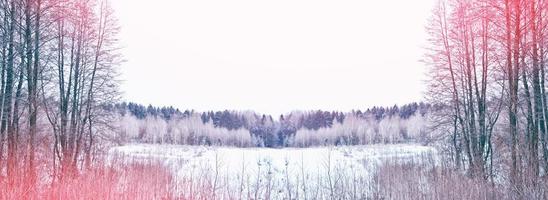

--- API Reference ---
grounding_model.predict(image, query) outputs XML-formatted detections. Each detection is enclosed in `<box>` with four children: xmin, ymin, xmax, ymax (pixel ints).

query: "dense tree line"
<box><xmin>114</xmin><ymin>102</ymin><xmax>431</xmax><ymax>147</ymax></box>
<box><xmin>110</xmin><ymin>102</ymin><xmax>189</xmax><ymax>120</ymax></box>
<box><xmin>426</xmin><ymin>0</ymin><xmax>548</xmax><ymax>195</ymax></box>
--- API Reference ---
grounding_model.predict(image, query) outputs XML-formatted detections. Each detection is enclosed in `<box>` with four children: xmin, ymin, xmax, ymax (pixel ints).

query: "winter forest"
<box><xmin>1</xmin><ymin>0</ymin><xmax>548</xmax><ymax>199</ymax></box>
<box><xmin>113</xmin><ymin>102</ymin><xmax>431</xmax><ymax>147</ymax></box>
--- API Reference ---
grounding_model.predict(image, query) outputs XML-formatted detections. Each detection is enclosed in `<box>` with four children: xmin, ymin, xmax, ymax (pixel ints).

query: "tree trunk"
<box><xmin>5</xmin><ymin>0</ymin><xmax>17</xmax><ymax>184</ymax></box>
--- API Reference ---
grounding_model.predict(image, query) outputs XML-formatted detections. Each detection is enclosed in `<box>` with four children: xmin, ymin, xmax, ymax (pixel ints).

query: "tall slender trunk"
<box><xmin>0</xmin><ymin>5</ymin><xmax>9</xmax><ymax>174</ymax></box>
<box><xmin>25</xmin><ymin>0</ymin><xmax>40</xmax><ymax>188</ymax></box>
<box><xmin>11</xmin><ymin>53</ymin><xmax>25</xmax><ymax>183</ymax></box>
<box><xmin>439</xmin><ymin>1</ymin><xmax>465</xmax><ymax>170</ymax></box>
<box><xmin>529</xmin><ymin>0</ymin><xmax>542</xmax><ymax>177</ymax></box>
<box><xmin>5</xmin><ymin>0</ymin><xmax>17</xmax><ymax>184</ymax></box>
<box><xmin>505</xmin><ymin>0</ymin><xmax>520</xmax><ymax>188</ymax></box>
<box><xmin>531</xmin><ymin>0</ymin><xmax>548</xmax><ymax>174</ymax></box>
<box><xmin>68</xmin><ymin>29</ymin><xmax>83</xmax><ymax>176</ymax></box>
<box><xmin>521</xmin><ymin>54</ymin><xmax>536</xmax><ymax>174</ymax></box>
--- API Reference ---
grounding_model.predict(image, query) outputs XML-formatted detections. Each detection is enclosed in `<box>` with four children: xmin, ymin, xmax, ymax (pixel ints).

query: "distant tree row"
<box><xmin>113</xmin><ymin>102</ymin><xmax>432</xmax><ymax>147</ymax></box>
<box><xmin>107</xmin><ymin>102</ymin><xmax>190</xmax><ymax>120</ymax></box>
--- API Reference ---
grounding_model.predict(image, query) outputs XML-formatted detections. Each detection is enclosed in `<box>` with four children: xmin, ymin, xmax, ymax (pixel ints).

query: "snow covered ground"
<box><xmin>109</xmin><ymin>144</ymin><xmax>437</xmax><ymax>199</ymax></box>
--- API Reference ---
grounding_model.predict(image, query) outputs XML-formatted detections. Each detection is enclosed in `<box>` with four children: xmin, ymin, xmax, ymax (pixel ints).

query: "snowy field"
<box><xmin>109</xmin><ymin>144</ymin><xmax>437</xmax><ymax>199</ymax></box>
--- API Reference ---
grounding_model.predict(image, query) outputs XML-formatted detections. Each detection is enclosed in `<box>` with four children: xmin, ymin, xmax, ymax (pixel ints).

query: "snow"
<box><xmin>109</xmin><ymin>144</ymin><xmax>437</xmax><ymax>199</ymax></box>
<box><xmin>110</xmin><ymin>144</ymin><xmax>435</xmax><ymax>174</ymax></box>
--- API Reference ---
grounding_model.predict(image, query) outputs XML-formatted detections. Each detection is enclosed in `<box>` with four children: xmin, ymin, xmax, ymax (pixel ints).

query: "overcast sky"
<box><xmin>111</xmin><ymin>0</ymin><xmax>435</xmax><ymax>115</ymax></box>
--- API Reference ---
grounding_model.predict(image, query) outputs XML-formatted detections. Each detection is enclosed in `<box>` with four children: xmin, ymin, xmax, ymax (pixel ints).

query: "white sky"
<box><xmin>111</xmin><ymin>0</ymin><xmax>435</xmax><ymax>115</ymax></box>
